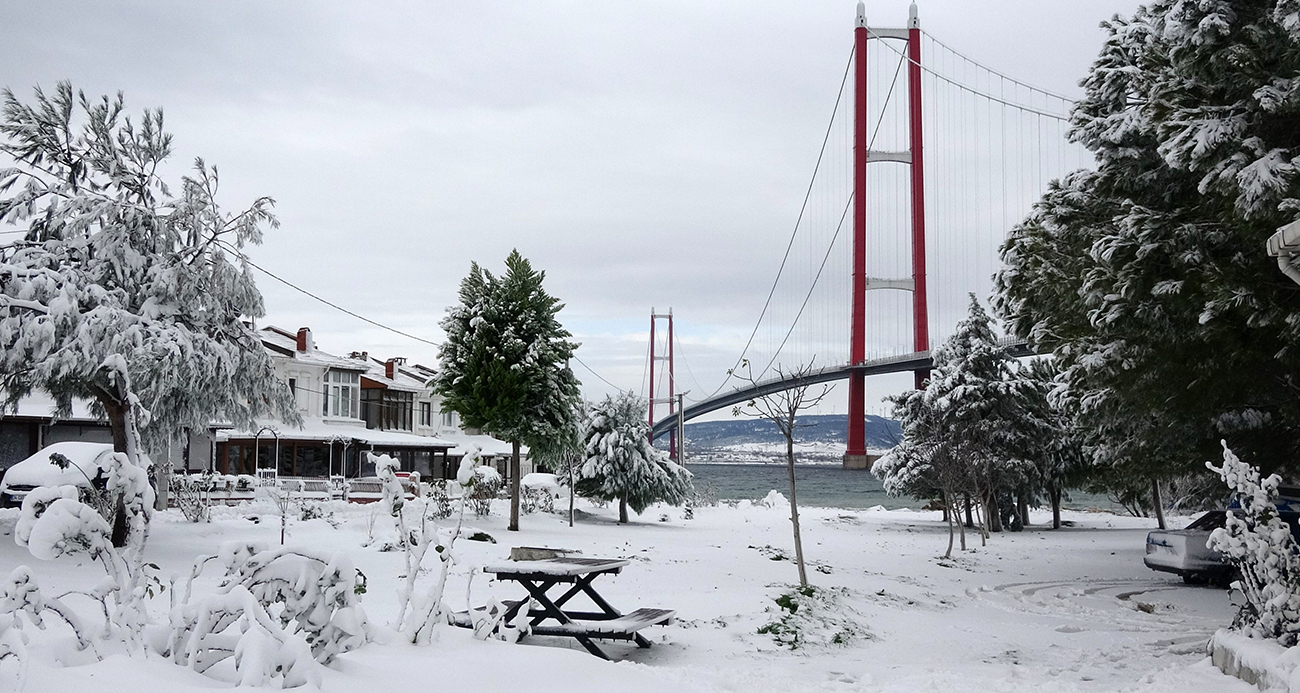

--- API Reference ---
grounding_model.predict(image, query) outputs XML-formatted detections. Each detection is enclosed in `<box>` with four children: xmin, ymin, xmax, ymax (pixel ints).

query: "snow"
<box><xmin>0</xmin><ymin>494</ymin><xmax>1260</xmax><ymax>692</ymax></box>
<box><xmin>480</xmin><ymin>557</ymin><xmax>630</xmax><ymax>577</ymax></box>
<box><xmin>218</xmin><ymin>419</ymin><xmax>456</xmax><ymax>450</ymax></box>
<box><xmin>0</xmin><ymin>442</ymin><xmax>114</xmax><ymax>490</ymax></box>
<box><xmin>522</xmin><ymin>473</ymin><xmax>560</xmax><ymax>494</ymax></box>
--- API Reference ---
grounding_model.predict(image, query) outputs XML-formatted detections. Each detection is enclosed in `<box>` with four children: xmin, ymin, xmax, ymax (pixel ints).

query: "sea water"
<box><xmin>686</xmin><ymin>462</ymin><xmax>1122</xmax><ymax>512</ymax></box>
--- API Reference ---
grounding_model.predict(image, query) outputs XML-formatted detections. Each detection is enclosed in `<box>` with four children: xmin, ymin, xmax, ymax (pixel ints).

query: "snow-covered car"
<box><xmin>0</xmin><ymin>441</ymin><xmax>115</xmax><ymax>507</ymax></box>
<box><xmin>1144</xmin><ymin>509</ymin><xmax>1300</xmax><ymax>584</ymax></box>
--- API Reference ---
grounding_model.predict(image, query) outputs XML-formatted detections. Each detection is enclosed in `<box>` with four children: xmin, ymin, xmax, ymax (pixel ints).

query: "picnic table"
<box><xmin>480</xmin><ymin>554</ymin><xmax>675</xmax><ymax>659</ymax></box>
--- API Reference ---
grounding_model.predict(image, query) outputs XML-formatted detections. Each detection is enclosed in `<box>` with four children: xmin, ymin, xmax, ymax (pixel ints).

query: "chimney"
<box><xmin>296</xmin><ymin>327</ymin><xmax>313</xmax><ymax>353</ymax></box>
<box><xmin>385</xmin><ymin>358</ymin><xmax>396</xmax><ymax>379</ymax></box>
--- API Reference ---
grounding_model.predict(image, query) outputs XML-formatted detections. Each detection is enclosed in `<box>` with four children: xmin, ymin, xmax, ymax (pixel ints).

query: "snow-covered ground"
<box><xmin>1</xmin><ymin>496</ymin><xmax>1256</xmax><ymax>693</ymax></box>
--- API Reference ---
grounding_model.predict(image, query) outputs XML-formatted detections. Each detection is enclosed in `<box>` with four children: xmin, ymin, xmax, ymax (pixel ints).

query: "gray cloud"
<box><xmin>2</xmin><ymin>0</ymin><xmax>1141</xmax><ymax>418</ymax></box>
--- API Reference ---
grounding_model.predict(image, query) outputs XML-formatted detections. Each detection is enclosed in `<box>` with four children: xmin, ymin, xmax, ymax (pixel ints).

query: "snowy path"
<box><xmin>0</xmin><ymin>499</ymin><xmax>1257</xmax><ymax>693</ymax></box>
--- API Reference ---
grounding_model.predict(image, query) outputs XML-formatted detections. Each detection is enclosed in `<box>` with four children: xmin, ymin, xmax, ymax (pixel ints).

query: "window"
<box><xmin>441</xmin><ymin>411</ymin><xmax>456</xmax><ymax>428</ymax></box>
<box><xmin>420</xmin><ymin>401</ymin><xmax>431</xmax><ymax>427</ymax></box>
<box><xmin>324</xmin><ymin>370</ymin><xmax>360</xmax><ymax>418</ymax></box>
<box><xmin>288</xmin><ymin>378</ymin><xmax>297</xmax><ymax>404</ymax></box>
<box><xmin>361</xmin><ymin>388</ymin><xmax>413</xmax><ymax>431</ymax></box>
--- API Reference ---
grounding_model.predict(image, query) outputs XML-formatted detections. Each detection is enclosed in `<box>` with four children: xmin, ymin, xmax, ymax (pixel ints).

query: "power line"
<box><xmin>573</xmin><ymin>354</ymin><xmax>621</xmax><ymax>391</ymax></box>
<box><xmin>219</xmin><ymin>239</ymin><xmax>625</xmax><ymax>396</ymax></box>
<box><xmin>216</xmin><ymin>239</ymin><xmax>441</xmax><ymax>347</ymax></box>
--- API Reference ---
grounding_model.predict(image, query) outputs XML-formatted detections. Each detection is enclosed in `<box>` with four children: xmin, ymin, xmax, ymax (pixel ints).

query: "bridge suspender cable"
<box><xmin>694</xmin><ymin>45</ymin><xmax>857</xmax><ymax>403</ymax></box>
<box><xmin>753</xmin><ymin>47</ymin><xmax>908</xmax><ymax>382</ymax></box>
<box><xmin>920</xmin><ymin>31</ymin><xmax>1076</xmax><ymax>103</ymax></box>
<box><xmin>868</xmin><ymin>29</ymin><xmax>1073</xmax><ymax>121</ymax></box>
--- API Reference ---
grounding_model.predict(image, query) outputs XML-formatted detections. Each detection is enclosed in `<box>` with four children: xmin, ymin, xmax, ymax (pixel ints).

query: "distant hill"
<box><xmin>674</xmin><ymin>414</ymin><xmax>901</xmax><ymax>464</ymax></box>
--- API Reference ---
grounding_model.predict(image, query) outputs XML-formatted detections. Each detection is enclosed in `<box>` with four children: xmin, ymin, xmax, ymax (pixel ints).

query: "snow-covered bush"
<box><xmin>757</xmin><ymin>585</ymin><xmax>869</xmax><ymax>650</ymax></box>
<box><xmin>426</xmin><ymin>480</ymin><xmax>454</xmax><ymax>519</ymax></box>
<box><xmin>1</xmin><ymin>566</ymin><xmax>93</xmax><ymax>653</ymax></box>
<box><xmin>169</xmin><ymin>585</ymin><xmax>320</xmax><ymax>688</ymax></box>
<box><xmin>1207</xmin><ymin>442</ymin><xmax>1300</xmax><ymax>644</ymax></box>
<box><xmin>0</xmin><ymin>611</ymin><xmax>25</xmax><ymax>692</ymax></box>
<box><xmin>172</xmin><ymin>471</ymin><xmax>214</xmax><ymax>523</ymax></box>
<box><xmin>166</xmin><ymin>540</ymin><xmax>369</xmax><ymax>685</ymax></box>
<box><xmin>13</xmin><ymin>440</ymin><xmax>158</xmax><ymax>652</ymax></box>
<box><xmin>465</xmin><ymin>466</ymin><xmax>502</xmax><ymax>518</ymax></box>
<box><xmin>521</xmin><ymin>473</ymin><xmax>559</xmax><ymax>514</ymax></box>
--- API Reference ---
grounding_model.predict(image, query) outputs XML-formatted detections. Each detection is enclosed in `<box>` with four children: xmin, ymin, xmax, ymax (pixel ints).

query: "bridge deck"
<box><xmin>650</xmin><ymin>341</ymin><xmax>1030</xmax><ymax>439</ymax></box>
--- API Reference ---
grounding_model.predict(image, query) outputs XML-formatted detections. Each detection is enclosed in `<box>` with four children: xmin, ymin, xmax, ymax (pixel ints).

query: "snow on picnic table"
<box><xmin>0</xmin><ymin>497</ymin><xmax>1257</xmax><ymax>693</ymax></box>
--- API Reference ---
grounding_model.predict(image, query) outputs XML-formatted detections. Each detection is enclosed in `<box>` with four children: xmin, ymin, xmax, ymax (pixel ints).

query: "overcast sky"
<box><xmin>2</xmin><ymin>0</ymin><xmax>1141</xmax><ymax>419</ymax></box>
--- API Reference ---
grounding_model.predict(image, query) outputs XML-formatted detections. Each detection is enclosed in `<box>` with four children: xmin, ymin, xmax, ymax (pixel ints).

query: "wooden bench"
<box><xmin>529</xmin><ymin>608</ymin><xmax>676</xmax><ymax>641</ymax></box>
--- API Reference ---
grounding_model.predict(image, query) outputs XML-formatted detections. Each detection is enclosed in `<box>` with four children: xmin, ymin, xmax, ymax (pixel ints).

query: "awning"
<box><xmin>217</xmin><ymin>420</ymin><xmax>454</xmax><ymax>449</ymax></box>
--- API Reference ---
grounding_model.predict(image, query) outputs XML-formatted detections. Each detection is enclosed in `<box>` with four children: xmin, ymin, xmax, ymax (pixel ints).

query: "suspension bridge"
<box><xmin>647</xmin><ymin>2</ymin><xmax>1089</xmax><ymax>464</ymax></box>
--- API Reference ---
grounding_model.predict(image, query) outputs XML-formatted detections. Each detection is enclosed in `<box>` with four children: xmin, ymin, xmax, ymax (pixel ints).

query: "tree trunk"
<box><xmin>987</xmin><ymin>492</ymin><xmax>1003</xmax><ymax>533</ymax></box>
<box><xmin>155</xmin><ymin>453</ymin><xmax>171</xmax><ymax>511</ymax></box>
<box><xmin>786</xmin><ymin>437</ymin><xmax>808</xmax><ymax>587</ymax></box>
<box><xmin>1017</xmin><ymin>490</ymin><xmax>1029</xmax><ymax>529</ymax></box>
<box><xmin>944</xmin><ymin>494</ymin><xmax>955</xmax><ymax>559</ymax></box>
<box><xmin>957</xmin><ymin>498</ymin><xmax>967</xmax><ymax>551</ymax></box>
<box><xmin>964</xmin><ymin>494</ymin><xmax>974</xmax><ymax>528</ymax></box>
<box><xmin>1050</xmin><ymin>484</ymin><xmax>1062</xmax><ymax>530</ymax></box>
<box><xmin>99</xmin><ymin>390</ymin><xmax>131</xmax><ymax>548</ymax></box>
<box><xmin>941</xmin><ymin>491</ymin><xmax>950</xmax><ymax>524</ymax></box>
<box><xmin>568</xmin><ymin>455</ymin><xmax>575</xmax><ymax>528</ymax></box>
<box><xmin>508</xmin><ymin>440</ymin><xmax>521</xmax><ymax>531</ymax></box>
<box><xmin>619</xmin><ymin>496</ymin><xmax>628</xmax><ymax>524</ymax></box>
<box><xmin>1151</xmin><ymin>477</ymin><xmax>1166</xmax><ymax>530</ymax></box>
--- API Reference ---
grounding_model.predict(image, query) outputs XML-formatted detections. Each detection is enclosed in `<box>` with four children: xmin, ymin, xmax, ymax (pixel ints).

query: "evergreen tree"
<box><xmin>575</xmin><ymin>391</ymin><xmax>692</xmax><ymax>524</ymax></box>
<box><xmin>0</xmin><ymin>83</ymin><xmax>297</xmax><ymax>536</ymax></box>
<box><xmin>434</xmin><ymin>250</ymin><xmax>582</xmax><ymax>531</ymax></box>
<box><xmin>875</xmin><ymin>296</ymin><xmax>1043</xmax><ymax>545</ymax></box>
<box><xmin>1018</xmin><ymin>358</ymin><xmax>1088</xmax><ymax>529</ymax></box>
<box><xmin>996</xmin><ymin>0</ymin><xmax>1300</xmax><ymax>499</ymax></box>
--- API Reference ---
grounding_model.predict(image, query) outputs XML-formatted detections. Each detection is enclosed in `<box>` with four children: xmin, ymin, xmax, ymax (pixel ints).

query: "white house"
<box><xmin>210</xmin><ymin>326</ymin><xmax>524</xmax><ymax>482</ymax></box>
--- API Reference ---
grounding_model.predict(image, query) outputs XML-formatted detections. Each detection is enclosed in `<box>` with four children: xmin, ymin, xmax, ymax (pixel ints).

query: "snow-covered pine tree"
<box><xmin>931</xmin><ymin>297</ymin><xmax>1043</xmax><ymax>535</ymax></box>
<box><xmin>433</xmin><ymin>250</ymin><xmax>582</xmax><ymax>532</ymax></box>
<box><xmin>576</xmin><ymin>391</ymin><xmax>692</xmax><ymax>524</ymax></box>
<box><xmin>877</xmin><ymin>296</ymin><xmax>1042</xmax><ymax>544</ymax></box>
<box><xmin>0</xmin><ymin>84</ymin><xmax>298</xmax><ymax>534</ymax></box>
<box><xmin>996</xmin><ymin>0</ymin><xmax>1300</xmax><ymax>491</ymax></box>
<box><xmin>873</xmin><ymin>385</ymin><xmax>975</xmax><ymax>557</ymax></box>
<box><xmin>1018</xmin><ymin>358</ymin><xmax>1088</xmax><ymax>530</ymax></box>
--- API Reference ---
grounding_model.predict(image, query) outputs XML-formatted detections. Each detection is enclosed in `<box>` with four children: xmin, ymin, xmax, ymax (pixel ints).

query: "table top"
<box><xmin>483</xmin><ymin>556</ymin><xmax>630</xmax><ymax>577</ymax></box>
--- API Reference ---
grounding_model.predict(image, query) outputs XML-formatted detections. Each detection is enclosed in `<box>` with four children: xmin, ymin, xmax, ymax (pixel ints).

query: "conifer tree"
<box><xmin>996</xmin><ymin>0</ymin><xmax>1300</xmax><ymax>494</ymax></box>
<box><xmin>434</xmin><ymin>250</ymin><xmax>582</xmax><ymax>531</ymax></box>
<box><xmin>575</xmin><ymin>391</ymin><xmax>692</xmax><ymax>523</ymax></box>
<box><xmin>875</xmin><ymin>296</ymin><xmax>1042</xmax><ymax>545</ymax></box>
